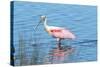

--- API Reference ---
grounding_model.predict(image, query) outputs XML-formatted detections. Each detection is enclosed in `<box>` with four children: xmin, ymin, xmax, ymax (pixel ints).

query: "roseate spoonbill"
<box><xmin>36</xmin><ymin>15</ymin><xmax>76</xmax><ymax>49</ymax></box>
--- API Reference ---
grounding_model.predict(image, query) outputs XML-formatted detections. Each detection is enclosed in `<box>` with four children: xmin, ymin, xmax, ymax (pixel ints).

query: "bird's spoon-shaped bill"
<box><xmin>34</xmin><ymin>20</ymin><xmax>41</xmax><ymax>30</ymax></box>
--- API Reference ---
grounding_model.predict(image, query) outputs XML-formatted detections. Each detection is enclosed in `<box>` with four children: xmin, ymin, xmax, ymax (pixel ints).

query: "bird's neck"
<box><xmin>44</xmin><ymin>18</ymin><xmax>48</xmax><ymax>29</ymax></box>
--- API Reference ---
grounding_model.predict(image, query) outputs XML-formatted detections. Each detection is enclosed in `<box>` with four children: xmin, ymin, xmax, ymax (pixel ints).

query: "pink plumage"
<box><xmin>48</xmin><ymin>26</ymin><xmax>75</xmax><ymax>39</ymax></box>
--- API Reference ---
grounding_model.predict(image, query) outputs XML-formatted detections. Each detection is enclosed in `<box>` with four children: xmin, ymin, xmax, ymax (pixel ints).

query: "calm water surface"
<box><xmin>12</xmin><ymin>1</ymin><xmax>97</xmax><ymax>66</ymax></box>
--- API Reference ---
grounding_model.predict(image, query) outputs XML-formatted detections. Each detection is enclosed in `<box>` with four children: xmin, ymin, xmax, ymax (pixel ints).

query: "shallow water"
<box><xmin>11</xmin><ymin>1</ymin><xmax>97</xmax><ymax>66</ymax></box>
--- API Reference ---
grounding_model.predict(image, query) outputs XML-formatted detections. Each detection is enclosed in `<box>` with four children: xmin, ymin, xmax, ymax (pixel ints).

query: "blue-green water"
<box><xmin>12</xmin><ymin>1</ymin><xmax>97</xmax><ymax>66</ymax></box>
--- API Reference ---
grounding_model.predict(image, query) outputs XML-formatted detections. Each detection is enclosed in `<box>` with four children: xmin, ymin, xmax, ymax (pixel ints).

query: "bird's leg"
<box><xmin>57</xmin><ymin>38</ymin><xmax>62</xmax><ymax>50</ymax></box>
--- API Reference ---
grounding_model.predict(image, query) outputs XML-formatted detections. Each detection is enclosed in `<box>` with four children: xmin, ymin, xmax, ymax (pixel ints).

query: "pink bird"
<box><xmin>37</xmin><ymin>16</ymin><xmax>76</xmax><ymax>49</ymax></box>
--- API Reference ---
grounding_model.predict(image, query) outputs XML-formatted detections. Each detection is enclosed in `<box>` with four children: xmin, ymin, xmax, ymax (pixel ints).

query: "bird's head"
<box><xmin>40</xmin><ymin>15</ymin><xmax>46</xmax><ymax>22</ymax></box>
<box><xmin>34</xmin><ymin>15</ymin><xmax>46</xmax><ymax>30</ymax></box>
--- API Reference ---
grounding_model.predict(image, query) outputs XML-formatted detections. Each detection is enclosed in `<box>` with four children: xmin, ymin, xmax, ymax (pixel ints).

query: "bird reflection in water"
<box><xmin>44</xmin><ymin>44</ymin><xmax>74</xmax><ymax>64</ymax></box>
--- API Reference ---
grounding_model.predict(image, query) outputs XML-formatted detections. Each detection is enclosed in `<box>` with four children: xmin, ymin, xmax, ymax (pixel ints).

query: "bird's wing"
<box><xmin>48</xmin><ymin>26</ymin><xmax>75</xmax><ymax>39</ymax></box>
